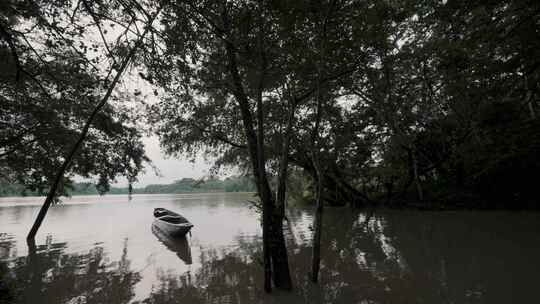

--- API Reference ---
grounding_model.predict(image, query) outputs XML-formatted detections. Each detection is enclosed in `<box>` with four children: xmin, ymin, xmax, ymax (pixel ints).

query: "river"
<box><xmin>1</xmin><ymin>193</ymin><xmax>539</xmax><ymax>303</ymax></box>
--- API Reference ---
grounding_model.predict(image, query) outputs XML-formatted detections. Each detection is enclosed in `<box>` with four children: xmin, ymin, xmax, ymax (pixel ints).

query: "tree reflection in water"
<box><xmin>0</xmin><ymin>237</ymin><xmax>141</xmax><ymax>304</ymax></box>
<box><xmin>140</xmin><ymin>210</ymin><xmax>404</xmax><ymax>304</ymax></box>
<box><xmin>2</xmin><ymin>209</ymin><xmax>539</xmax><ymax>303</ymax></box>
<box><xmin>141</xmin><ymin>208</ymin><xmax>540</xmax><ymax>304</ymax></box>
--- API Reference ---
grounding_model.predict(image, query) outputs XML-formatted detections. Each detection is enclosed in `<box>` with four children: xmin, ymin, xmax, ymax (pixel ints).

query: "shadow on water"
<box><xmin>2</xmin><ymin>207</ymin><xmax>540</xmax><ymax>303</ymax></box>
<box><xmin>151</xmin><ymin>223</ymin><xmax>192</xmax><ymax>265</ymax></box>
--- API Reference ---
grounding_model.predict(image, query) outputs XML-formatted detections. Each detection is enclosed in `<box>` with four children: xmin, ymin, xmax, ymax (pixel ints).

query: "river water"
<box><xmin>1</xmin><ymin>193</ymin><xmax>539</xmax><ymax>303</ymax></box>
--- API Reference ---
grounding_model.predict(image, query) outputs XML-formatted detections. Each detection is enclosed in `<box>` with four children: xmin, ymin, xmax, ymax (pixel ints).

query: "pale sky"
<box><xmin>113</xmin><ymin>136</ymin><xmax>211</xmax><ymax>187</ymax></box>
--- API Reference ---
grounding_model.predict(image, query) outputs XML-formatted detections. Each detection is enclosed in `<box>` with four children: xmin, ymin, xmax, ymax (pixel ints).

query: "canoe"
<box><xmin>151</xmin><ymin>222</ymin><xmax>192</xmax><ymax>264</ymax></box>
<box><xmin>153</xmin><ymin>207</ymin><xmax>193</xmax><ymax>237</ymax></box>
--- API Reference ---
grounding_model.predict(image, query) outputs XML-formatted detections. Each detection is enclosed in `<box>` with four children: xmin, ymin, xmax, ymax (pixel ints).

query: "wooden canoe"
<box><xmin>153</xmin><ymin>207</ymin><xmax>193</xmax><ymax>237</ymax></box>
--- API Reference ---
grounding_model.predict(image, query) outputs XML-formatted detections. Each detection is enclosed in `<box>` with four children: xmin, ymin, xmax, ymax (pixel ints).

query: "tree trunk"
<box><xmin>526</xmin><ymin>90</ymin><xmax>536</xmax><ymax>119</ymax></box>
<box><xmin>309</xmin><ymin>6</ymin><xmax>329</xmax><ymax>278</ymax></box>
<box><xmin>527</xmin><ymin>99</ymin><xmax>536</xmax><ymax>119</ymax></box>
<box><xmin>384</xmin><ymin>180</ymin><xmax>394</xmax><ymax>205</ymax></box>
<box><xmin>26</xmin><ymin>238</ymin><xmax>41</xmax><ymax>304</ymax></box>
<box><xmin>525</xmin><ymin>76</ymin><xmax>536</xmax><ymax>119</ymax></box>
<box><xmin>255</xmin><ymin>26</ymin><xmax>273</xmax><ymax>292</ymax></box>
<box><xmin>310</xmin><ymin>155</ymin><xmax>323</xmax><ymax>282</ymax></box>
<box><xmin>411</xmin><ymin>146</ymin><xmax>424</xmax><ymax>202</ymax></box>
<box><xmin>223</xmin><ymin>23</ymin><xmax>291</xmax><ymax>290</ymax></box>
<box><xmin>269</xmin><ymin>211</ymin><xmax>292</xmax><ymax>288</ymax></box>
<box><xmin>26</xmin><ymin>16</ymin><xmax>157</xmax><ymax>239</ymax></box>
<box><xmin>276</xmin><ymin>100</ymin><xmax>296</xmax><ymax>217</ymax></box>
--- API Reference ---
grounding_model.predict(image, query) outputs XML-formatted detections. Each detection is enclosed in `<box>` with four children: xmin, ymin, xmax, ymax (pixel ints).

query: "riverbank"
<box><xmin>0</xmin><ymin>176</ymin><xmax>256</xmax><ymax>198</ymax></box>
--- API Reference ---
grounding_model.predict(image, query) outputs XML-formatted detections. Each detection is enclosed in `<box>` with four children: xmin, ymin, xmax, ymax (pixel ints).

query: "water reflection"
<box><xmin>1</xmin><ymin>194</ymin><xmax>540</xmax><ymax>303</ymax></box>
<box><xmin>151</xmin><ymin>224</ymin><xmax>192</xmax><ymax>265</ymax></box>
<box><xmin>141</xmin><ymin>209</ymin><xmax>540</xmax><ymax>304</ymax></box>
<box><xmin>0</xmin><ymin>237</ymin><xmax>140</xmax><ymax>304</ymax></box>
<box><xmin>141</xmin><ymin>246</ymin><xmax>266</xmax><ymax>304</ymax></box>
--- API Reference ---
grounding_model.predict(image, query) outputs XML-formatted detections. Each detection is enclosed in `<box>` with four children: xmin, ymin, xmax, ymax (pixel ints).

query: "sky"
<box><xmin>123</xmin><ymin>136</ymin><xmax>212</xmax><ymax>187</ymax></box>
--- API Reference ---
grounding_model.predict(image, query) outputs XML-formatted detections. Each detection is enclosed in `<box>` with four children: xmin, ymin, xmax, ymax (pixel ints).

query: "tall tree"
<box><xmin>146</xmin><ymin>0</ymin><xmax>379</xmax><ymax>289</ymax></box>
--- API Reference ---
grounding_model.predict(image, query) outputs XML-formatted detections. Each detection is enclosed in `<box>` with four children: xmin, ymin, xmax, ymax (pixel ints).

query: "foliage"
<box><xmin>0</xmin><ymin>0</ymin><xmax>152</xmax><ymax>198</ymax></box>
<box><xmin>4</xmin><ymin>1</ymin><xmax>536</xmax><ymax>209</ymax></box>
<box><xmin>129</xmin><ymin>176</ymin><xmax>256</xmax><ymax>194</ymax></box>
<box><xmin>0</xmin><ymin>176</ymin><xmax>256</xmax><ymax>197</ymax></box>
<box><xmin>145</xmin><ymin>0</ymin><xmax>540</xmax><ymax>208</ymax></box>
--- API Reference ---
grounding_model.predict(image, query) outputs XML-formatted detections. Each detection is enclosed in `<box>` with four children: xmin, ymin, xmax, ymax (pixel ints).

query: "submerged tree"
<box><xmin>2</xmin><ymin>0</ymin><xmax>539</xmax><ymax>294</ymax></box>
<box><xmin>144</xmin><ymin>0</ymin><xmax>378</xmax><ymax>290</ymax></box>
<box><xmin>145</xmin><ymin>0</ymin><xmax>300</xmax><ymax>291</ymax></box>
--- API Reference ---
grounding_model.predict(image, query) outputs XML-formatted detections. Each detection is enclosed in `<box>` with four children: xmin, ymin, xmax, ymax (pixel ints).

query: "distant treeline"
<box><xmin>0</xmin><ymin>176</ymin><xmax>256</xmax><ymax>197</ymax></box>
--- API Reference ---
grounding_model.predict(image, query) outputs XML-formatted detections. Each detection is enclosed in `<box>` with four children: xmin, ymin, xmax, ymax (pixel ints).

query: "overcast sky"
<box><xmin>123</xmin><ymin>136</ymin><xmax>212</xmax><ymax>187</ymax></box>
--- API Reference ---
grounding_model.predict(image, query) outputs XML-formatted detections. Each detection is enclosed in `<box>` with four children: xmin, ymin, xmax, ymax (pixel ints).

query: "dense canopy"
<box><xmin>1</xmin><ymin>0</ymin><xmax>539</xmax><ymax>293</ymax></box>
<box><xmin>1</xmin><ymin>0</ymin><xmax>152</xmax><ymax>196</ymax></box>
<box><xmin>147</xmin><ymin>0</ymin><xmax>540</xmax><ymax>208</ymax></box>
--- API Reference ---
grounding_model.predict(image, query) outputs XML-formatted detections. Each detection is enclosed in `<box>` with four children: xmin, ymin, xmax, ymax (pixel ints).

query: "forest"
<box><xmin>0</xmin><ymin>176</ymin><xmax>256</xmax><ymax>196</ymax></box>
<box><xmin>1</xmin><ymin>0</ymin><xmax>539</xmax><ymax>293</ymax></box>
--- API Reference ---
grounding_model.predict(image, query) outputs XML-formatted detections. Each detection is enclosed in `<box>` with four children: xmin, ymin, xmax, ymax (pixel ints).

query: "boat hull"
<box><xmin>153</xmin><ymin>218</ymin><xmax>193</xmax><ymax>237</ymax></box>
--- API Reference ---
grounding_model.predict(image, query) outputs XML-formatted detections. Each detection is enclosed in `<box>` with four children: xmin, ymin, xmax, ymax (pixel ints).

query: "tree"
<box><xmin>0</xmin><ymin>0</ymin><xmax>160</xmax><ymax>238</ymax></box>
<box><xmin>343</xmin><ymin>0</ymin><xmax>540</xmax><ymax>207</ymax></box>
<box><xmin>145</xmin><ymin>0</ymin><xmax>385</xmax><ymax>289</ymax></box>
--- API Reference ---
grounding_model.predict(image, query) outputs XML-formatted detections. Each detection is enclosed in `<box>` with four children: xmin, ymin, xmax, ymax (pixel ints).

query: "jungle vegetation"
<box><xmin>0</xmin><ymin>176</ymin><xmax>256</xmax><ymax>197</ymax></box>
<box><xmin>1</xmin><ymin>0</ymin><xmax>539</xmax><ymax>292</ymax></box>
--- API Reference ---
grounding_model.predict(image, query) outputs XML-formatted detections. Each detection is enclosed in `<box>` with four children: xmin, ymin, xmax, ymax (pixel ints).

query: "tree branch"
<box><xmin>0</xmin><ymin>22</ymin><xmax>22</xmax><ymax>81</ymax></box>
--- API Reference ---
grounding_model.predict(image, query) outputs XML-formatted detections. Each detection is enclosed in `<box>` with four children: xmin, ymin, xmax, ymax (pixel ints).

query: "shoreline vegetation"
<box><xmin>3</xmin><ymin>174</ymin><xmax>538</xmax><ymax>210</ymax></box>
<box><xmin>2</xmin><ymin>0</ymin><xmax>539</xmax><ymax>294</ymax></box>
<box><xmin>0</xmin><ymin>176</ymin><xmax>256</xmax><ymax>198</ymax></box>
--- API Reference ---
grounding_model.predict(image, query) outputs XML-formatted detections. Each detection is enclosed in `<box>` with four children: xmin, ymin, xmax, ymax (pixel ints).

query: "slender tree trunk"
<box><xmin>310</xmin><ymin>97</ymin><xmax>325</xmax><ymax>282</ymax></box>
<box><xmin>384</xmin><ymin>180</ymin><xmax>393</xmax><ymax>205</ymax></box>
<box><xmin>223</xmin><ymin>29</ymin><xmax>291</xmax><ymax>290</ymax></box>
<box><xmin>526</xmin><ymin>90</ymin><xmax>536</xmax><ymax>119</ymax></box>
<box><xmin>255</xmin><ymin>22</ymin><xmax>273</xmax><ymax>292</ymax></box>
<box><xmin>27</xmin><ymin>12</ymin><xmax>159</xmax><ymax>240</ymax></box>
<box><xmin>310</xmin><ymin>10</ymin><xmax>327</xmax><ymax>278</ymax></box>
<box><xmin>527</xmin><ymin>99</ymin><xmax>536</xmax><ymax>119</ymax></box>
<box><xmin>310</xmin><ymin>154</ymin><xmax>323</xmax><ymax>282</ymax></box>
<box><xmin>276</xmin><ymin>100</ymin><xmax>296</xmax><ymax>217</ymax></box>
<box><xmin>411</xmin><ymin>145</ymin><xmax>424</xmax><ymax>202</ymax></box>
<box><xmin>525</xmin><ymin>76</ymin><xmax>536</xmax><ymax>119</ymax></box>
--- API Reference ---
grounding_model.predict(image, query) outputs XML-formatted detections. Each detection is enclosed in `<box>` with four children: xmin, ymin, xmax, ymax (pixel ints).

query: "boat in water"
<box><xmin>153</xmin><ymin>207</ymin><xmax>194</xmax><ymax>237</ymax></box>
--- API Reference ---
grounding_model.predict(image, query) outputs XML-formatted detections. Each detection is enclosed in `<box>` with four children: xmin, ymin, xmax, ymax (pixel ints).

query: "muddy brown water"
<box><xmin>1</xmin><ymin>193</ymin><xmax>539</xmax><ymax>303</ymax></box>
